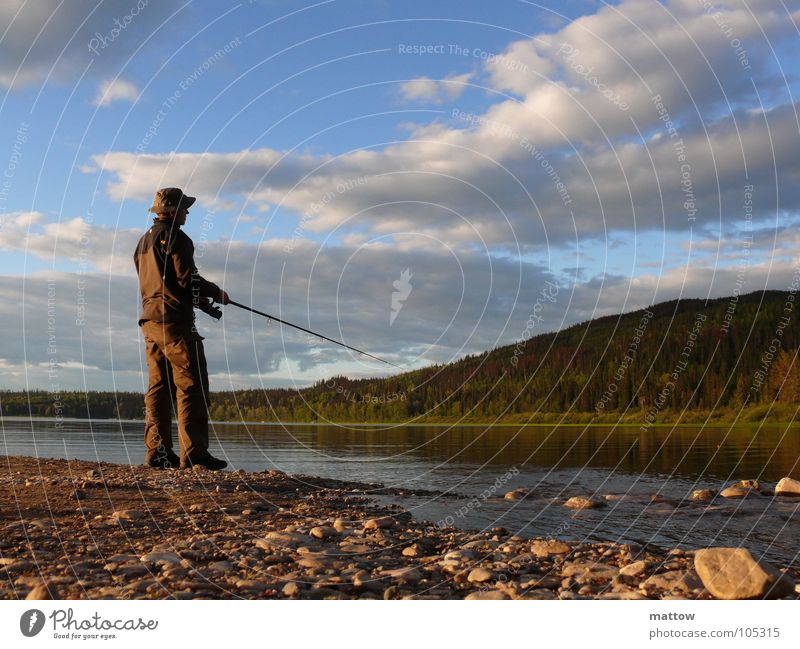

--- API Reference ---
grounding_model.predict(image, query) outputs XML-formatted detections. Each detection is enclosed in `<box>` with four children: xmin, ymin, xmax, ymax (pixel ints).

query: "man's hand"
<box><xmin>216</xmin><ymin>289</ymin><xmax>230</xmax><ymax>305</ymax></box>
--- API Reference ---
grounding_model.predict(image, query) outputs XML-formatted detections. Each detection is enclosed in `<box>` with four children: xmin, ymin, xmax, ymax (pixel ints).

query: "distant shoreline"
<box><xmin>3</xmin><ymin>414</ymin><xmax>798</xmax><ymax>428</ymax></box>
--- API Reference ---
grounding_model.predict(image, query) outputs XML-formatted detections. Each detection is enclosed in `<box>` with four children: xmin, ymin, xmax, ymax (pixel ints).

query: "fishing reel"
<box><xmin>196</xmin><ymin>296</ymin><xmax>223</xmax><ymax>320</ymax></box>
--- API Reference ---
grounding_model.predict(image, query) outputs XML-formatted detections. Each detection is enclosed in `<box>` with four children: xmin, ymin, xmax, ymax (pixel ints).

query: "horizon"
<box><xmin>0</xmin><ymin>284</ymin><xmax>791</xmax><ymax>395</ymax></box>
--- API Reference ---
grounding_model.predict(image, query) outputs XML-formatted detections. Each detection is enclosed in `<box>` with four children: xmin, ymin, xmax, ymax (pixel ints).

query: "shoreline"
<box><xmin>4</xmin><ymin>414</ymin><xmax>799</xmax><ymax>428</ymax></box>
<box><xmin>1</xmin><ymin>455</ymin><xmax>798</xmax><ymax>601</ymax></box>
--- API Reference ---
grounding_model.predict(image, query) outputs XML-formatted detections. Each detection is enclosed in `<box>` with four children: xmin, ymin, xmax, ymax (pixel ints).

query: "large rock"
<box><xmin>775</xmin><ymin>477</ymin><xmax>800</xmax><ymax>497</ymax></box>
<box><xmin>694</xmin><ymin>548</ymin><xmax>796</xmax><ymax>599</ymax></box>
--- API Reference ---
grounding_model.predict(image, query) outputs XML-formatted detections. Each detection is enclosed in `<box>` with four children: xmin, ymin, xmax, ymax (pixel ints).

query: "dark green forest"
<box><xmin>3</xmin><ymin>290</ymin><xmax>800</xmax><ymax>424</ymax></box>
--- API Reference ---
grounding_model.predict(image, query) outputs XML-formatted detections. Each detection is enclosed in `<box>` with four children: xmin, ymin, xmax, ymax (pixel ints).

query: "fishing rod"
<box><xmin>228</xmin><ymin>300</ymin><xmax>402</xmax><ymax>369</ymax></box>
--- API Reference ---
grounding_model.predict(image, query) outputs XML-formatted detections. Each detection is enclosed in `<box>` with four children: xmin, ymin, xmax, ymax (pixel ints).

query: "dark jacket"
<box><xmin>134</xmin><ymin>218</ymin><xmax>220</xmax><ymax>325</ymax></box>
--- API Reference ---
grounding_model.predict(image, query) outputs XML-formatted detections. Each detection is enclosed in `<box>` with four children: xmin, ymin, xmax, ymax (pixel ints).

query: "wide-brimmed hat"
<box><xmin>147</xmin><ymin>187</ymin><xmax>196</xmax><ymax>214</ymax></box>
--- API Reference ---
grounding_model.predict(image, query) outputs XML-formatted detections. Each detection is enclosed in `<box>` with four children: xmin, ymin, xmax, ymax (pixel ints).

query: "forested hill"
<box><xmin>4</xmin><ymin>290</ymin><xmax>800</xmax><ymax>424</ymax></box>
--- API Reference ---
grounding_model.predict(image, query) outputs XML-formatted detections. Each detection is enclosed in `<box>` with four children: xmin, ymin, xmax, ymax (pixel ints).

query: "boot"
<box><xmin>144</xmin><ymin>449</ymin><xmax>181</xmax><ymax>469</ymax></box>
<box><xmin>181</xmin><ymin>453</ymin><xmax>227</xmax><ymax>471</ymax></box>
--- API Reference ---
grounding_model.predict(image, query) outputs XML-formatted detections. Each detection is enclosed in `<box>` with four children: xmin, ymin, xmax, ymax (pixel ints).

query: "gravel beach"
<box><xmin>1</xmin><ymin>456</ymin><xmax>798</xmax><ymax>600</ymax></box>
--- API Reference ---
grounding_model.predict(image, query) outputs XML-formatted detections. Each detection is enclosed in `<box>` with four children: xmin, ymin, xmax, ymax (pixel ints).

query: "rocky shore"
<box><xmin>1</xmin><ymin>456</ymin><xmax>798</xmax><ymax>600</ymax></box>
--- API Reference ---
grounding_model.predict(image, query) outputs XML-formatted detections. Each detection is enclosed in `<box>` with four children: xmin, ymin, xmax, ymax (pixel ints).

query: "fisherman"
<box><xmin>133</xmin><ymin>187</ymin><xmax>229</xmax><ymax>470</ymax></box>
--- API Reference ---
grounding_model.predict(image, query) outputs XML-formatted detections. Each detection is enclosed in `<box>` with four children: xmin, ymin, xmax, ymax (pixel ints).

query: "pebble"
<box><xmin>520</xmin><ymin>575</ymin><xmax>561</xmax><ymax>589</ymax></box>
<box><xmin>689</xmin><ymin>489</ymin><xmax>716</xmax><ymax>501</ymax></box>
<box><xmin>297</xmin><ymin>556</ymin><xmax>335</xmax><ymax>570</ymax></box>
<box><xmin>258</xmin><ymin>531</ymin><xmax>307</xmax><ymax>549</ymax></box>
<box><xmin>564</xmin><ymin>496</ymin><xmax>606</xmax><ymax>510</ymax></box>
<box><xmin>283</xmin><ymin>581</ymin><xmax>301</xmax><ymax>596</ymax></box>
<box><xmin>530</xmin><ymin>539</ymin><xmax>571</xmax><ymax>557</ymax></box>
<box><xmin>598</xmin><ymin>591</ymin><xmax>648</xmax><ymax>600</ymax></box>
<box><xmin>562</xmin><ymin>561</ymin><xmax>619</xmax><ymax>582</ymax></box>
<box><xmin>114</xmin><ymin>565</ymin><xmax>151</xmax><ymax>579</ymax></box>
<box><xmin>235</xmin><ymin>579</ymin><xmax>269</xmax><ymax>591</ymax></box>
<box><xmin>720</xmin><ymin>485</ymin><xmax>760</xmax><ymax>499</ymax></box>
<box><xmin>467</xmin><ymin>567</ymin><xmax>495</xmax><ymax>583</ymax></box>
<box><xmin>385</xmin><ymin>568</ymin><xmax>421</xmax><ymax>584</ymax></box>
<box><xmin>2</xmin><ymin>560</ymin><xmax>36</xmax><ymax>575</ymax></box>
<box><xmin>619</xmin><ymin>561</ymin><xmax>648</xmax><ymax>578</ymax></box>
<box><xmin>464</xmin><ymin>590</ymin><xmax>509</xmax><ymax>600</ymax></box>
<box><xmin>111</xmin><ymin>509</ymin><xmax>144</xmax><ymax>521</ymax></box>
<box><xmin>26</xmin><ymin>584</ymin><xmax>54</xmax><ymax>600</ymax></box>
<box><xmin>140</xmin><ymin>551</ymin><xmax>182</xmax><ymax>565</ymax></box>
<box><xmin>504</xmin><ymin>488</ymin><xmax>529</xmax><ymax>500</ymax></box>
<box><xmin>639</xmin><ymin>570</ymin><xmax>702</xmax><ymax>595</ymax></box>
<box><xmin>519</xmin><ymin>588</ymin><xmax>557</xmax><ymax>600</ymax></box>
<box><xmin>310</xmin><ymin>526</ymin><xmax>338</xmax><ymax>540</ymax></box>
<box><xmin>364</xmin><ymin>517</ymin><xmax>394</xmax><ymax>530</ymax></box>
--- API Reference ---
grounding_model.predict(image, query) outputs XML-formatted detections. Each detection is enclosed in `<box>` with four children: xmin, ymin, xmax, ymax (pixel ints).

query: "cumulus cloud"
<box><xmin>0</xmin><ymin>211</ymin><xmax>140</xmax><ymax>275</ymax></box>
<box><xmin>82</xmin><ymin>0</ymin><xmax>800</xmax><ymax>256</ymax></box>
<box><xmin>86</xmin><ymin>98</ymin><xmax>800</xmax><ymax>253</ymax></box>
<box><xmin>93</xmin><ymin>78</ymin><xmax>139</xmax><ymax>107</ymax></box>
<box><xmin>398</xmin><ymin>72</ymin><xmax>472</xmax><ymax>103</ymax></box>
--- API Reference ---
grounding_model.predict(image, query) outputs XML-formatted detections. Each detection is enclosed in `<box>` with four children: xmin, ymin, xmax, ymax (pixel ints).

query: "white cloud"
<box><xmin>86</xmin><ymin>97</ymin><xmax>800</xmax><ymax>253</ymax></box>
<box><xmin>81</xmin><ymin>0</ymin><xmax>800</xmax><ymax>256</ymax></box>
<box><xmin>93</xmin><ymin>78</ymin><xmax>139</xmax><ymax>107</ymax></box>
<box><xmin>399</xmin><ymin>72</ymin><xmax>472</xmax><ymax>103</ymax></box>
<box><xmin>0</xmin><ymin>211</ymin><xmax>140</xmax><ymax>275</ymax></box>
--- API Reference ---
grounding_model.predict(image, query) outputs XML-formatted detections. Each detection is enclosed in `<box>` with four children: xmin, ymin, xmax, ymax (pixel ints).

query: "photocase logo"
<box><xmin>390</xmin><ymin>268</ymin><xmax>413</xmax><ymax>326</ymax></box>
<box><xmin>20</xmin><ymin>609</ymin><xmax>45</xmax><ymax>637</ymax></box>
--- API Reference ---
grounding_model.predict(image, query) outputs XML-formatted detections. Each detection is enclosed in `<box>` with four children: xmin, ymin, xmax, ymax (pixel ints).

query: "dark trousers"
<box><xmin>141</xmin><ymin>320</ymin><xmax>210</xmax><ymax>463</ymax></box>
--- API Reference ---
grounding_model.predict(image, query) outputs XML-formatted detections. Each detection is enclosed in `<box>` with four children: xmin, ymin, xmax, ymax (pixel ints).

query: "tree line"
<box><xmin>2</xmin><ymin>290</ymin><xmax>800</xmax><ymax>424</ymax></box>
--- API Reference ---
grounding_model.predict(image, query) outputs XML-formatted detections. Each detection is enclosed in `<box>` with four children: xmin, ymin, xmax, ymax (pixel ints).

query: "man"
<box><xmin>134</xmin><ymin>187</ymin><xmax>229</xmax><ymax>470</ymax></box>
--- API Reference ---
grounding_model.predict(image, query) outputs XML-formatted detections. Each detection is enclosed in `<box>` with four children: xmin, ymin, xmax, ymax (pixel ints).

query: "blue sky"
<box><xmin>1</xmin><ymin>0</ymin><xmax>799</xmax><ymax>391</ymax></box>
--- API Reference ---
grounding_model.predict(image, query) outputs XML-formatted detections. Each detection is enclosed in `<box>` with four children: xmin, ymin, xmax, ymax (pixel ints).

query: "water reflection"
<box><xmin>2</xmin><ymin>417</ymin><xmax>798</xmax><ymax>564</ymax></box>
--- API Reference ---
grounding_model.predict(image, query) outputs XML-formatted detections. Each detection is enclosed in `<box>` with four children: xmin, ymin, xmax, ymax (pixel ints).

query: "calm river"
<box><xmin>2</xmin><ymin>417</ymin><xmax>798</xmax><ymax>565</ymax></box>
